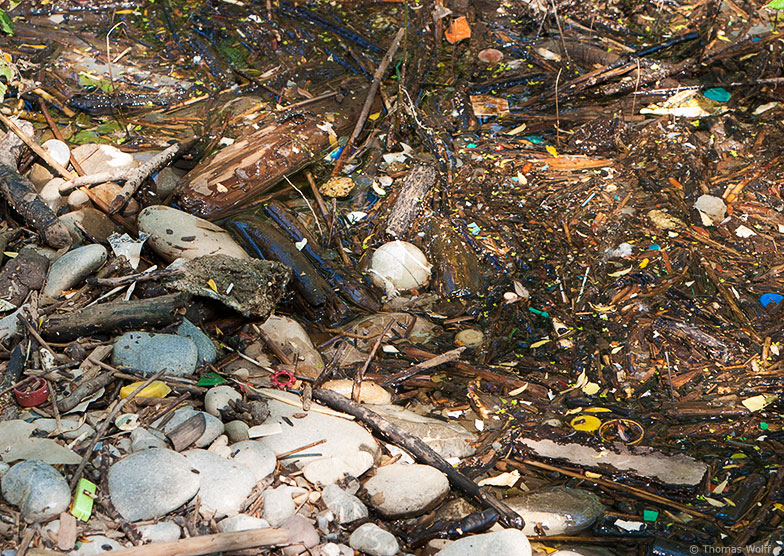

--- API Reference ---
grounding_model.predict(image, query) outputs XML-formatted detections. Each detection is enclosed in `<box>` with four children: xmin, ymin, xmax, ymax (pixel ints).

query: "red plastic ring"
<box><xmin>14</xmin><ymin>378</ymin><xmax>50</xmax><ymax>408</ymax></box>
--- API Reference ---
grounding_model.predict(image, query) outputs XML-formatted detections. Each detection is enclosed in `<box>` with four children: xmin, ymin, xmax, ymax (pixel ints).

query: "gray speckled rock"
<box><xmin>138</xmin><ymin>206</ymin><xmax>249</xmax><ymax>262</ymax></box>
<box><xmin>43</xmin><ymin>244</ymin><xmax>107</xmax><ymax>297</ymax></box>
<box><xmin>204</xmin><ymin>385</ymin><xmax>241</xmax><ymax>417</ymax></box>
<box><xmin>156</xmin><ymin>406</ymin><xmax>224</xmax><ymax>448</ymax></box>
<box><xmin>183</xmin><ymin>449</ymin><xmax>256</xmax><ymax>518</ymax></box>
<box><xmin>130</xmin><ymin>428</ymin><xmax>168</xmax><ymax>452</ymax></box>
<box><xmin>225</xmin><ymin>421</ymin><xmax>249</xmax><ymax>443</ymax></box>
<box><xmin>505</xmin><ymin>486</ymin><xmax>604</xmax><ymax>536</ymax></box>
<box><xmin>0</xmin><ymin>462</ymin><xmax>8</xmax><ymax>479</ymax></box>
<box><xmin>177</xmin><ymin>318</ymin><xmax>217</xmax><ymax>365</ymax></box>
<box><xmin>258</xmin><ymin>391</ymin><xmax>379</xmax><ymax>485</ymax></box>
<box><xmin>363</xmin><ymin>463</ymin><xmax>449</xmax><ymax>518</ymax></box>
<box><xmin>70</xmin><ymin>535</ymin><xmax>124</xmax><ymax>555</ymax></box>
<box><xmin>1</xmin><ymin>460</ymin><xmax>70</xmax><ymax>522</ymax></box>
<box><xmin>229</xmin><ymin>440</ymin><xmax>277</xmax><ymax>481</ymax></box>
<box><xmin>108</xmin><ymin>448</ymin><xmax>200</xmax><ymax>521</ymax></box>
<box><xmin>137</xmin><ymin>521</ymin><xmax>181</xmax><ymax>543</ymax></box>
<box><xmin>282</xmin><ymin>514</ymin><xmax>320</xmax><ymax>556</ymax></box>
<box><xmin>349</xmin><ymin>523</ymin><xmax>399</xmax><ymax>556</ymax></box>
<box><xmin>434</xmin><ymin>529</ymin><xmax>531</xmax><ymax>556</ymax></box>
<box><xmin>218</xmin><ymin>514</ymin><xmax>270</xmax><ymax>532</ymax></box>
<box><xmin>371</xmin><ymin>405</ymin><xmax>476</xmax><ymax>459</ymax></box>
<box><xmin>112</xmin><ymin>332</ymin><xmax>198</xmax><ymax>377</ymax></box>
<box><xmin>321</xmin><ymin>484</ymin><xmax>368</xmax><ymax>523</ymax></box>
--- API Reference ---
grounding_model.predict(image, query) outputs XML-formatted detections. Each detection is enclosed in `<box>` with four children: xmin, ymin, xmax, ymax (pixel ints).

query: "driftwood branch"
<box><xmin>385</xmin><ymin>161</ymin><xmax>438</xmax><ymax>239</ymax></box>
<box><xmin>0</xmin><ymin>119</ymin><xmax>71</xmax><ymax>248</ymax></box>
<box><xmin>41</xmin><ymin>293</ymin><xmax>190</xmax><ymax>341</ymax></box>
<box><xmin>312</xmin><ymin>388</ymin><xmax>525</xmax><ymax>529</ymax></box>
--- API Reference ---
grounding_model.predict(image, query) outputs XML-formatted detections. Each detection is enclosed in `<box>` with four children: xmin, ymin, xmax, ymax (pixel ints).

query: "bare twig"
<box><xmin>331</xmin><ymin>27</ymin><xmax>405</xmax><ymax>176</ymax></box>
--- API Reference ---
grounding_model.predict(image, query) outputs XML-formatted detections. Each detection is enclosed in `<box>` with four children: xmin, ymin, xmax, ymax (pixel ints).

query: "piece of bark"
<box><xmin>71</xmin><ymin>528</ymin><xmax>289</xmax><ymax>556</ymax></box>
<box><xmin>385</xmin><ymin>162</ymin><xmax>438</xmax><ymax>239</ymax></box>
<box><xmin>57</xmin><ymin>512</ymin><xmax>77</xmax><ymax>551</ymax></box>
<box><xmin>41</xmin><ymin>293</ymin><xmax>189</xmax><ymax>342</ymax></box>
<box><xmin>312</xmin><ymin>388</ymin><xmax>524</xmax><ymax>529</ymax></box>
<box><xmin>0</xmin><ymin>247</ymin><xmax>49</xmax><ymax>308</ymax></box>
<box><xmin>0</xmin><ymin>121</ymin><xmax>71</xmax><ymax>248</ymax></box>
<box><xmin>174</xmin><ymin>86</ymin><xmax>368</xmax><ymax>220</ymax></box>
<box><xmin>167</xmin><ymin>412</ymin><xmax>206</xmax><ymax>451</ymax></box>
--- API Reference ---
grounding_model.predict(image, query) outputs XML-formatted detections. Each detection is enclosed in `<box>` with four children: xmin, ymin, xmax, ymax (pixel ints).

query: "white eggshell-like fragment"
<box><xmin>368</xmin><ymin>241</ymin><xmax>431</xmax><ymax>294</ymax></box>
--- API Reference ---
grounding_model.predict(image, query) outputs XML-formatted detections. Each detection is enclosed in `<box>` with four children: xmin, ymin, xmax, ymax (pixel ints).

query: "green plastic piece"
<box><xmin>703</xmin><ymin>88</ymin><xmax>731</xmax><ymax>103</ymax></box>
<box><xmin>760</xmin><ymin>422</ymin><xmax>769</xmax><ymax>430</ymax></box>
<box><xmin>528</xmin><ymin>307</ymin><xmax>550</xmax><ymax>318</ymax></box>
<box><xmin>643</xmin><ymin>509</ymin><xmax>659</xmax><ymax>522</ymax></box>
<box><xmin>198</xmin><ymin>372</ymin><xmax>227</xmax><ymax>387</ymax></box>
<box><xmin>71</xmin><ymin>478</ymin><xmax>97</xmax><ymax>522</ymax></box>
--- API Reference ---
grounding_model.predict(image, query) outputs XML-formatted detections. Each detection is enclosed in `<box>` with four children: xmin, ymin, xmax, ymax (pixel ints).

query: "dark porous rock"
<box><xmin>164</xmin><ymin>254</ymin><xmax>291</xmax><ymax>319</ymax></box>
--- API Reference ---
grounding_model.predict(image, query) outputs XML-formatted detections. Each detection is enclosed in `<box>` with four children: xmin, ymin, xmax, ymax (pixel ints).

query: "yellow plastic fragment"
<box><xmin>570</xmin><ymin>415</ymin><xmax>602</xmax><ymax>432</ymax></box>
<box><xmin>207</xmin><ymin>278</ymin><xmax>218</xmax><ymax>293</ymax></box>
<box><xmin>120</xmin><ymin>380</ymin><xmax>172</xmax><ymax>400</ymax></box>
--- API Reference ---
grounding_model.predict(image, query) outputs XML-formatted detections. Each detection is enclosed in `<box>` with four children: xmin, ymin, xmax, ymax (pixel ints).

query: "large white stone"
<box><xmin>434</xmin><ymin>529</ymin><xmax>531</xmax><ymax>556</ymax></box>
<box><xmin>257</xmin><ymin>395</ymin><xmax>379</xmax><ymax>485</ymax></box>
<box><xmin>108</xmin><ymin>448</ymin><xmax>200</xmax><ymax>521</ymax></box>
<box><xmin>368</xmin><ymin>240</ymin><xmax>431</xmax><ymax>295</ymax></box>
<box><xmin>183</xmin><ymin>449</ymin><xmax>256</xmax><ymax>518</ymax></box>
<box><xmin>138</xmin><ymin>205</ymin><xmax>249</xmax><ymax>262</ymax></box>
<box><xmin>363</xmin><ymin>463</ymin><xmax>449</xmax><ymax>518</ymax></box>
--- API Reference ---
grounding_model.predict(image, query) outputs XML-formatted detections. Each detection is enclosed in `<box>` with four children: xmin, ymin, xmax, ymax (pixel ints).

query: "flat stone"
<box><xmin>183</xmin><ymin>449</ymin><xmax>256</xmax><ymax>518</ymax></box>
<box><xmin>282</xmin><ymin>514</ymin><xmax>320</xmax><ymax>556</ymax></box>
<box><xmin>218</xmin><ymin>514</ymin><xmax>270</xmax><ymax>532</ymax></box>
<box><xmin>156</xmin><ymin>407</ymin><xmax>224</xmax><ymax>448</ymax></box>
<box><xmin>371</xmin><ymin>405</ymin><xmax>476</xmax><ymax>459</ymax></box>
<box><xmin>434</xmin><ymin>529</ymin><xmax>531</xmax><ymax>556</ymax></box>
<box><xmin>91</xmin><ymin>182</ymin><xmax>140</xmax><ymax>216</ymax></box>
<box><xmin>112</xmin><ymin>332</ymin><xmax>198</xmax><ymax>377</ymax></box>
<box><xmin>40</xmin><ymin>178</ymin><xmax>67</xmax><ymax>212</ymax></box>
<box><xmin>1</xmin><ymin>460</ymin><xmax>70</xmax><ymax>522</ymax></box>
<box><xmin>505</xmin><ymin>486</ymin><xmax>604</xmax><ymax>536</ymax></box>
<box><xmin>204</xmin><ymin>385</ymin><xmax>242</xmax><ymax>418</ymax></box>
<box><xmin>136</xmin><ymin>521</ymin><xmax>181</xmax><ymax>543</ymax></box>
<box><xmin>32</xmin><ymin>418</ymin><xmax>95</xmax><ymax>440</ymax></box>
<box><xmin>349</xmin><ymin>523</ymin><xmax>399</xmax><ymax>556</ymax></box>
<box><xmin>225</xmin><ymin>421</ymin><xmax>250</xmax><ymax>443</ymax></box>
<box><xmin>177</xmin><ymin>318</ymin><xmax>217</xmax><ymax>365</ymax></box>
<box><xmin>518</xmin><ymin>437</ymin><xmax>707</xmax><ymax>486</ymax></box>
<box><xmin>138</xmin><ymin>205</ymin><xmax>249</xmax><ymax>262</ymax></box>
<box><xmin>229</xmin><ymin>440</ymin><xmax>277</xmax><ymax>481</ymax></box>
<box><xmin>108</xmin><ymin>448</ymin><xmax>200</xmax><ymax>521</ymax></box>
<box><xmin>257</xmin><ymin>392</ymin><xmax>379</xmax><ymax>484</ymax></box>
<box><xmin>72</xmin><ymin>143</ymin><xmax>136</xmax><ymax>175</ymax></box>
<box><xmin>321</xmin><ymin>484</ymin><xmax>368</xmax><ymax>523</ymax></box>
<box><xmin>363</xmin><ymin>463</ymin><xmax>449</xmax><ymax>518</ymax></box>
<box><xmin>71</xmin><ymin>535</ymin><xmax>124</xmax><ymax>555</ymax></box>
<box><xmin>322</xmin><ymin>380</ymin><xmax>392</xmax><ymax>405</ymax></box>
<box><xmin>0</xmin><ymin>463</ymin><xmax>8</xmax><ymax>479</ymax></box>
<box><xmin>43</xmin><ymin>244</ymin><xmax>107</xmax><ymax>297</ymax></box>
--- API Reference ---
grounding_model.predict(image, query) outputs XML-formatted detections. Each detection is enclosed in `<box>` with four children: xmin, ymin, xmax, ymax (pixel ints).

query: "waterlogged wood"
<box><xmin>175</xmin><ymin>88</ymin><xmax>367</xmax><ymax>220</ymax></box>
<box><xmin>385</xmin><ymin>162</ymin><xmax>438</xmax><ymax>239</ymax></box>
<box><xmin>41</xmin><ymin>293</ymin><xmax>189</xmax><ymax>341</ymax></box>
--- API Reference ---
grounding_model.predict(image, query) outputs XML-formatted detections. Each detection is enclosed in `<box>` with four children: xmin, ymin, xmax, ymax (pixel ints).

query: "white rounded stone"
<box><xmin>368</xmin><ymin>241</ymin><xmax>431</xmax><ymax>294</ymax></box>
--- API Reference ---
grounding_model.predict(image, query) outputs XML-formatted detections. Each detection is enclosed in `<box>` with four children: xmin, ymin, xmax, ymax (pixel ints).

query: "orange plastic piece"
<box><xmin>445</xmin><ymin>16</ymin><xmax>471</xmax><ymax>44</ymax></box>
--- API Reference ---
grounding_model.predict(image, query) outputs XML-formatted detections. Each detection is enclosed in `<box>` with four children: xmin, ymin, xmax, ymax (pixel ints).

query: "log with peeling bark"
<box><xmin>174</xmin><ymin>84</ymin><xmax>368</xmax><ymax>220</ymax></box>
<box><xmin>0</xmin><ymin>121</ymin><xmax>71</xmax><ymax>248</ymax></box>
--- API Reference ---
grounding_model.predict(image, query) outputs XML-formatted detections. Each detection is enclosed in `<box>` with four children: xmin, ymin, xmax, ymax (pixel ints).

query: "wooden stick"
<box><xmin>331</xmin><ymin>27</ymin><xmax>404</xmax><ymax>176</ymax></box>
<box><xmin>72</xmin><ymin>528</ymin><xmax>289</xmax><ymax>556</ymax></box>
<box><xmin>312</xmin><ymin>388</ymin><xmax>525</xmax><ymax>529</ymax></box>
<box><xmin>381</xmin><ymin>347</ymin><xmax>465</xmax><ymax>385</ymax></box>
